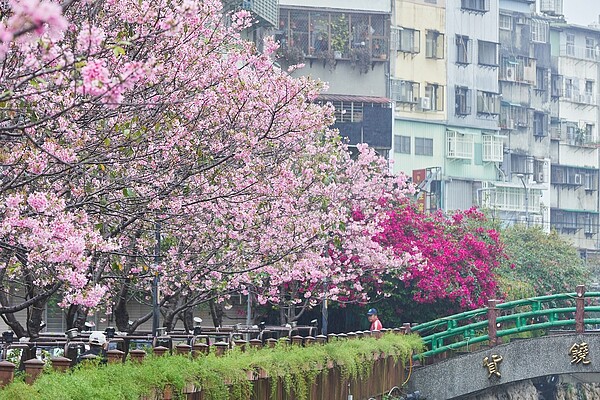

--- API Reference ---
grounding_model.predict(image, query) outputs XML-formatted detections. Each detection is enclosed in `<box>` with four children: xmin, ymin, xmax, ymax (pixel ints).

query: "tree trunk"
<box><xmin>114</xmin><ymin>280</ymin><xmax>131</xmax><ymax>332</ymax></box>
<box><xmin>182</xmin><ymin>304</ymin><xmax>194</xmax><ymax>332</ymax></box>
<box><xmin>209</xmin><ymin>298</ymin><xmax>224</xmax><ymax>328</ymax></box>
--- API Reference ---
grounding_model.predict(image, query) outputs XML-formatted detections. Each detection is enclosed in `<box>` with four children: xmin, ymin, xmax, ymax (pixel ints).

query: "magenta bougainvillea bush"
<box><xmin>374</xmin><ymin>203</ymin><xmax>507</xmax><ymax>313</ymax></box>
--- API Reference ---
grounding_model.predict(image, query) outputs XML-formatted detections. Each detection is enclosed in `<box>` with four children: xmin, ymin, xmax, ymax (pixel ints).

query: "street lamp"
<box><xmin>516</xmin><ymin>173</ymin><xmax>529</xmax><ymax>227</ymax></box>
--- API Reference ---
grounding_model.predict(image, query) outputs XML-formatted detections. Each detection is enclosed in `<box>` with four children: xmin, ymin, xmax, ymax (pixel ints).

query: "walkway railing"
<box><xmin>411</xmin><ymin>285</ymin><xmax>600</xmax><ymax>359</ymax></box>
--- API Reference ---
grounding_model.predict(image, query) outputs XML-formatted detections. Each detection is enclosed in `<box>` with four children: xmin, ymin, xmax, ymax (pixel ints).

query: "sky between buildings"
<box><xmin>562</xmin><ymin>0</ymin><xmax>600</xmax><ymax>27</ymax></box>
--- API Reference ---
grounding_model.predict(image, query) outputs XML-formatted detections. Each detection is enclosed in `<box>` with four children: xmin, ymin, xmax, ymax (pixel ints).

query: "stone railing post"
<box><xmin>192</xmin><ymin>343</ymin><xmax>209</xmax><ymax>357</ymax></box>
<box><xmin>106</xmin><ymin>349</ymin><xmax>125</xmax><ymax>364</ymax></box>
<box><xmin>129</xmin><ymin>349</ymin><xmax>146</xmax><ymax>363</ymax></box>
<box><xmin>315</xmin><ymin>335</ymin><xmax>327</xmax><ymax>344</ymax></box>
<box><xmin>576</xmin><ymin>284</ymin><xmax>586</xmax><ymax>333</ymax></box>
<box><xmin>50</xmin><ymin>356</ymin><xmax>72</xmax><ymax>372</ymax></box>
<box><xmin>152</xmin><ymin>346</ymin><xmax>169</xmax><ymax>357</ymax></box>
<box><xmin>249</xmin><ymin>339</ymin><xmax>262</xmax><ymax>349</ymax></box>
<box><xmin>175</xmin><ymin>343</ymin><xmax>191</xmax><ymax>356</ymax></box>
<box><xmin>24</xmin><ymin>358</ymin><xmax>45</xmax><ymax>385</ymax></box>
<box><xmin>487</xmin><ymin>299</ymin><xmax>500</xmax><ymax>347</ymax></box>
<box><xmin>0</xmin><ymin>361</ymin><xmax>15</xmax><ymax>388</ymax></box>
<box><xmin>214</xmin><ymin>342</ymin><xmax>228</xmax><ymax>357</ymax></box>
<box><xmin>291</xmin><ymin>335</ymin><xmax>303</xmax><ymax>346</ymax></box>
<box><xmin>233</xmin><ymin>340</ymin><xmax>247</xmax><ymax>352</ymax></box>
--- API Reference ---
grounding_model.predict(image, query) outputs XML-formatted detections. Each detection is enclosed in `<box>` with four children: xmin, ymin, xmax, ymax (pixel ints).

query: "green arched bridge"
<box><xmin>407</xmin><ymin>285</ymin><xmax>600</xmax><ymax>399</ymax></box>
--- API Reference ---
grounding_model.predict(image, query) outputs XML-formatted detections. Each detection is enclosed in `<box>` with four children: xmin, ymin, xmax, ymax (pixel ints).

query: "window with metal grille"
<box><xmin>461</xmin><ymin>0</ymin><xmax>489</xmax><ymax>12</ymax></box>
<box><xmin>426</xmin><ymin>30</ymin><xmax>444</xmax><ymax>59</ymax></box>
<box><xmin>455</xmin><ymin>86</ymin><xmax>471</xmax><ymax>115</ymax></box>
<box><xmin>391</xmin><ymin>80</ymin><xmax>420</xmax><ymax>104</ymax></box>
<box><xmin>456</xmin><ymin>35</ymin><xmax>471</xmax><ymax>64</ymax></box>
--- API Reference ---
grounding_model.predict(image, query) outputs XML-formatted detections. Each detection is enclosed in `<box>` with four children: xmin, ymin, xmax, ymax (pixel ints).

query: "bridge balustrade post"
<box><xmin>487</xmin><ymin>299</ymin><xmax>499</xmax><ymax>347</ymax></box>
<box><xmin>576</xmin><ymin>284</ymin><xmax>586</xmax><ymax>333</ymax></box>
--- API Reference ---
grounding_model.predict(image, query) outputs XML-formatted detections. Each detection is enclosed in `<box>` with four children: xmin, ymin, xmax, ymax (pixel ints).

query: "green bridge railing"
<box><xmin>411</xmin><ymin>287</ymin><xmax>600</xmax><ymax>360</ymax></box>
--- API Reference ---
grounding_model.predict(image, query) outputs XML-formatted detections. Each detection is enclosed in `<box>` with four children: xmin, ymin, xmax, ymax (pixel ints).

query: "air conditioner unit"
<box><xmin>536</xmin><ymin>171</ymin><xmax>545</xmax><ymax>183</ymax></box>
<box><xmin>505</xmin><ymin>66</ymin><xmax>516</xmax><ymax>81</ymax></box>
<box><xmin>574</xmin><ymin>173</ymin><xmax>582</xmax><ymax>185</ymax></box>
<box><xmin>420</xmin><ymin>97</ymin><xmax>432</xmax><ymax>110</ymax></box>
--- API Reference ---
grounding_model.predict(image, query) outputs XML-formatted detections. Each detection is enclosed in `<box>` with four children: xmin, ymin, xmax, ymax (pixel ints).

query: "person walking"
<box><xmin>367</xmin><ymin>308</ymin><xmax>383</xmax><ymax>331</ymax></box>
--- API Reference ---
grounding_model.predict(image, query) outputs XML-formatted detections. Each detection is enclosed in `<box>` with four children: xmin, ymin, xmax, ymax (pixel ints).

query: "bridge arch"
<box><xmin>407</xmin><ymin>333</ymin><xmax>600</xmax><ymax>400</ymax></box>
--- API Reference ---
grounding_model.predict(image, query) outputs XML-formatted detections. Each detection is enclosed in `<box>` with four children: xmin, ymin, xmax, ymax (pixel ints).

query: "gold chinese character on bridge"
<box><xmin>483</xmin><ymin>354</ymin><xmax>503</xmax><ymax>378</ymax></box>
<box><xmin>569</xmin><ymin>342</ymin><xmax>591</xmax><ymax>365</ymax></box>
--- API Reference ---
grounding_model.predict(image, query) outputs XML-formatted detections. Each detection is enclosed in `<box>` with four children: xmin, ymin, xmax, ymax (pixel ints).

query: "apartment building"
<box><xmin>276</xmin><ymin>0</ymin><xmax>394</xmax><ymax>158</ymax></box>
<box><xmin>478</xmin><ymin>0</ymin><xmax>551</xmax><ymax>229</ymax></box>
<box><xmin>390</xmin><ymin>0</ymin><xmax>447</xmax><ymax>212</ymax></box>
<box><xmin>549</xmin><ymin>21</ymin><xmax>600</xmax><ymax>252</ymax></box>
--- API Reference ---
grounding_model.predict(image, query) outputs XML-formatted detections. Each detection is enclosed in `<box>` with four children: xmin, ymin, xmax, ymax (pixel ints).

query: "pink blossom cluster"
<box><xmin>0</xmin><ymin>0</ymin><xmax>67</xmax><ymax>56</ymax></box>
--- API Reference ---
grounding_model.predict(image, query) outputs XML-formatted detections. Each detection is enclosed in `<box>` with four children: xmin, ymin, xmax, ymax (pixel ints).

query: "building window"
<box><xmin>327</xmin><ymin>101</ymin><xmax>364</xmax><ymax>123</ymax></box>
<box><xmin>455</xmin><ymin>86</ymin><xmax>471</xmax><ymax>116</ymax></box>
<box><xmin>531</xmin><ymin>19</ymin><xmax>549</xmax><ymax>43</ymax></box>
<box><xmin>499</xmin><ymin>14</ymin><xmax>512</xmax><ymax>30</ymax></box>
<box><xmin>586</xmin><ymin>123</ymin><xmax>594</xmax><ymax>142</ymax></box>
<box><xmin>425</xmin><ymin>30</ymin><xmax>444</xmax><ymax>59</ymax></box>
<box><xmin>535</xmin><ymin>68</ymin><xmax>548</xmax><ymax>91</ymax></box>
<box><xmin>533</xmin><ymin>112</ymin><xmax>548</xmax><ymax>137</ymax></box>
<box><xmin>391</xmin><ymin>79</ymin><xmax>420</xmax><ymax>104</ymax></box>
<box><xmin>551</xmin><ymin>74</ymin><xmax>563</xmax><ymax>97</ymax></box>
<box><xmin>394</xmin><ymin>135</ymin><xmax>411</xmax><ymax>154</ymax></box>
<box><xmin>456</xmin><ymin>35</ymin><xmax>471</xmax><ymax>64</ymax></box>
<box><xmin>446</xmin><ymin>130</ymin><xmax>474</xmax><ymax>159</ymax></box>
<box><xmin>482</xmin><ymin>135</ymin><xmax>503</xmax><ymax>162</ymax></box>
<box><xmin>415</xmin><ymin>137</ymin><xmax>433</xmax><ymax>156</ymax></box>
<box><xmin>425</xmin><ymin>84</ymin><xmax>444</xmax><ymax>111</ymax></box>
<box><xmin>586</xmin><ymin>37</ymin><xmax>596</xmax><ymax>59</ymax></box>
<box><xmin>565</xmin><ymin>78</ymin><xmax>573</xmax><ymax>98</ymax></box>
<box><xmin>566</xmin><ymin>34</ymin><xmax>575</xmax><ymax>56</ymax></box>
<box><xmin>461</xmin><ymin>0</ymin><xmax>489</xmax><ymax>13</ymax></box>
<box><xmin>478</xmin><ymin>41</ymin><xmax>498</xmax><ymax>66</ymax></box>
<box><xmin>500</xmin><ymin>105</ymin><xmax>529</xmax><ymax>129</ymax></box>
<box><xmin>396</xmin><ymin>28</ymin><xmax>420</xmax><ymax>53</ymax></box>
<box><xmin>477</xmin><ymin>91</ymin><xmax>500</xmax><ymax>115</ymax></box>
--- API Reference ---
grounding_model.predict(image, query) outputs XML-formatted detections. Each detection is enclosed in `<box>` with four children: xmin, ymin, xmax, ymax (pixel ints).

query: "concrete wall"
<box><xmin>408</xmin><ymin>333</ymin><xmax>600</xmax><ymax>400</ymax></box>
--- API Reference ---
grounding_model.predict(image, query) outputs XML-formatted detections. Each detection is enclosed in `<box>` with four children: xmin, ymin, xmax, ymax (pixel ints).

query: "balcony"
<box><xmin>225</xmin><ymin>0</ymin><xmax>278</xmax><ymax>27</ymax></box>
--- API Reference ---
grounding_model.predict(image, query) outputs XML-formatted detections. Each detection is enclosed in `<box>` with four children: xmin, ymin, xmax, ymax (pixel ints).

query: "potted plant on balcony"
<box><xmin>350</xmin><ymin>46</ymin><xmax>372</xmax><ymax>74</ymax></box>
<box><xmin>330</xmin><ymin>14</ymin><xmax>349</xmax><ymax>59</ymax></box>
<box><xmin>278</xmin><ymin>45</ymin><xmax>305</xmax><ymax>65</ymax></box>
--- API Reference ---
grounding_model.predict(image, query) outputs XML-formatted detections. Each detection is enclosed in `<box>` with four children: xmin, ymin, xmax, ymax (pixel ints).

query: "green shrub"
<box><xmin>0</xmin><ymin>333</ymin><xmax>423</xmax><ymax>400</ymax></box>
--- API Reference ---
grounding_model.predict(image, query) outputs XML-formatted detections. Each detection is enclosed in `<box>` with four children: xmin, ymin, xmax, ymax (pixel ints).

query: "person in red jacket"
<box><xmin>367</xmin><ymin>308</ymin><xmax>383</xmax><ymax>331</ymax></box>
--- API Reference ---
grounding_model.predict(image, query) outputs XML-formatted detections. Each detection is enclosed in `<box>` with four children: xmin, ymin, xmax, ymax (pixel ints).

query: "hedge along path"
<box><xmin>0</xmin><ymin>333</ymin><xmax>423</xmax><ymax>400</ymax></box>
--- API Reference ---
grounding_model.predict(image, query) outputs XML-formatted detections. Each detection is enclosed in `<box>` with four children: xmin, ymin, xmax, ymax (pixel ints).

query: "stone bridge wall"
<box><xmin>407</xmin><ymin>333</ymin><xmax>600</xmax><ymax>400</ymax></box>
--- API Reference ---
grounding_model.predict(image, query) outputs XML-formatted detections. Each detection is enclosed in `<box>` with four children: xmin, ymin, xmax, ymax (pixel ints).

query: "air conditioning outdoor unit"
<box><xmin>420</xmin><ymin>97</ymin><xmax>432</xmax><ymax>110</ymax></box>
<box><xmin>505</xmin><ymin>66</ymin><xmax>516</xmax><ymax>81</ymax></box>
<box><xmin>574</xmin><ymin>174</ymin><xmax>582</xmax><ymax>185</ymax></box>
<box><xmin>536</xmin><ymin>172</ymin><xmax>545</xmax><ymax>183</ymax></box>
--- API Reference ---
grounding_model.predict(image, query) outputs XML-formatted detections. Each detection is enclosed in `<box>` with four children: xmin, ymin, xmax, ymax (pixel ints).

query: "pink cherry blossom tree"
<box><xmin>0</xmin><ymin>0</ymin><xmax>417</xmax><ymax>336</ymax></box>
